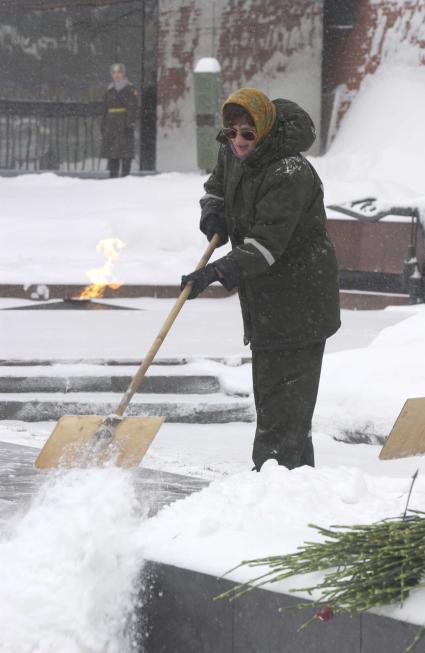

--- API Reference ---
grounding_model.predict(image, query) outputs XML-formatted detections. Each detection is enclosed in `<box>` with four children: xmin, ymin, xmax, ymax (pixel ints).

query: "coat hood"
<box><xmin>217</xmin><ymin>98</ymin><xmax>316</xmax><ymax>167</ymax></box>
<box><xmin>271</xmin><ymin>98</ymin><xmax>317</xmax><ymax>155</ymax></box>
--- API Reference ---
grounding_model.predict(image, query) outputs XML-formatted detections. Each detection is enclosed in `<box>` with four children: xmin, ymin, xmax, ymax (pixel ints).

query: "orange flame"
<box><xmin>79</xmin><ymin>238</ymin><xmax>126</xmax><ymax>299</ymax></box>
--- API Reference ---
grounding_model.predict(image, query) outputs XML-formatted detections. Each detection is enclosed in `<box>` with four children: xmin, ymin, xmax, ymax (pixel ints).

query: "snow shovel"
<box><xmin>35</xmin><ymin>234</ymin><xmax>221</xmax><ymax>470</ymax></box>
<box><xmin>379</xmin><ymin>397</ymin><xmax>425</xmax><ymax>460</ymax></box>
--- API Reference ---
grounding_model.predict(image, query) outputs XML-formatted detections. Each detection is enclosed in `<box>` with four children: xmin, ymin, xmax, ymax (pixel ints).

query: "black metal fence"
<box><xmin>0</xmin><ymin>99</ymin><xmax>140</xmax><ymax>172</ymax></box>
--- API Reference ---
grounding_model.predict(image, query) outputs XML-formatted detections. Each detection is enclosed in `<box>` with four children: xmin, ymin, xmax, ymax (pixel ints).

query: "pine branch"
<box><xmin>218</xmin><ymin>508</ymin><xmax>425</xmax><ymax>653</ymax></box>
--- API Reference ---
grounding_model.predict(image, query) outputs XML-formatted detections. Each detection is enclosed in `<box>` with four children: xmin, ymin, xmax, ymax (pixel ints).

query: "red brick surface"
<box><xmin>157</xmin><ymin>0</ymin><xmax>322</xmax><ymax>133</ymax></box>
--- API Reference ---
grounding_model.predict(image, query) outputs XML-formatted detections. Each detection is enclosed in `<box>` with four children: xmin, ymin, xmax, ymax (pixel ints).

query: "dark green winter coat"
<box><xmin>101</xmin><ymin>82</ymin><xmax>138</xmax><ymax>159</ymax></box>
<box><xmin>201</xmin><ymin>99</ymin><xmax>340</xmax><ymax>349</ymax></box>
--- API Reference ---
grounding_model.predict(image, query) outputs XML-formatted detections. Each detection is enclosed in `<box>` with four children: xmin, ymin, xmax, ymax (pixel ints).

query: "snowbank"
<box><xmin>139</xmin><ymin>459</ymin><xmax>425</xmax><ymax>625</ymax></box>
<box><xmin>316</xmin><ymin>306</ymin><xmax>425</xmax><ymax>443</ymax></box>
<box><xmin>311</xmin><ymin>65</ymin><xmax>425</xmax><ymax>213</ymax></box>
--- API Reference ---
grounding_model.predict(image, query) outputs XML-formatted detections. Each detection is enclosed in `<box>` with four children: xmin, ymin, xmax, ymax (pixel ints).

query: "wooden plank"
<box><xmin>379</xmin><ymin>398</ymin><xmax>425</xmax><ymax>460</ymax></box>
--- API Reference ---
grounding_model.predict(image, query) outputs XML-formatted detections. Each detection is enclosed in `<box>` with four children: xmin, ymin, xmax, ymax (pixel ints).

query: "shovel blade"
<box><xmin>34</xmin><ymin>415</ymin><xmax>165</xmax><ymax>470</ymax></box>
<box><xmin>379</xmin><ymin>398</ymin><xmax>425</xmax><ymax>460</ymax></box>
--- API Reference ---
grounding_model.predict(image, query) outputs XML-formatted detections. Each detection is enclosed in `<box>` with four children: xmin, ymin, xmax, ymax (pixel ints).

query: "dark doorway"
<box><xmin>321</xmin><ymin>0</ymin><xmax>360</xmax><ymax>152</ymax></box>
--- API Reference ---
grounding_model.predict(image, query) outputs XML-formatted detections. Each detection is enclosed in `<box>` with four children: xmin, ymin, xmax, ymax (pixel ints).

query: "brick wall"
<box><xmin>156</xmin><ymin>0</ymin><xmax>323</xmax><ymax>171</ymax></box>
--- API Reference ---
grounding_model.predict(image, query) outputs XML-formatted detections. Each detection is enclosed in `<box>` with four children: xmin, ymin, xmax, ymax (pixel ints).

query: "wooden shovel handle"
<box><xmin>115</xmin><ymin>233</ymin><xmax>222</xmax><ymax>416</ymax></box>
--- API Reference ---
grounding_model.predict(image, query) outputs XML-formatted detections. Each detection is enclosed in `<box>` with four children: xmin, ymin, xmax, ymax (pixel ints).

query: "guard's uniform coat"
<box><xmin>201</xmin><ymin>98</ymin><xmax>340</xmax><ymax>469</ymax></box>
<box><xmin>101</xmin><ymin>82</ymin><xmax>138</xmax><ymax>161</ymax></box>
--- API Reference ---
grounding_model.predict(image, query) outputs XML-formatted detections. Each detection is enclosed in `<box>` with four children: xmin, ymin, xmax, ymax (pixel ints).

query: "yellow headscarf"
<box><xmin>222</xmin><ymin>88</ymin><xmax>276</xmax><ymax>143</ymax></box>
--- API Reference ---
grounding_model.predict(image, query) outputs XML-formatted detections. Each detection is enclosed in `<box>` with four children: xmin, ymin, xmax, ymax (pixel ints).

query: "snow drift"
<box><xmin>316</xmin><ymin>306</ymin><xmax>425</xmax><ymax>443</ymax></box>
<box><xmin>312</xmin><ymin>64</ymin><xmax>425</xmax><ymax>212</ymax></box>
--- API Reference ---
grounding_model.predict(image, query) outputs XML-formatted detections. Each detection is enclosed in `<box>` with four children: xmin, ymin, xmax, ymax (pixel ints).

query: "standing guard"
<box><xmin>101</xmin><ymin>63</ymin><xmax>138</xmax><ymax>178</ymax></box>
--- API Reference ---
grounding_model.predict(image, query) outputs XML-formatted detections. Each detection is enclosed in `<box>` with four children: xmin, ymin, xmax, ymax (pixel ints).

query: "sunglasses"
<box><xmin>222</xmin><ymin>127</ymin><xmax>257</xmax><ymax>141</ymax></box>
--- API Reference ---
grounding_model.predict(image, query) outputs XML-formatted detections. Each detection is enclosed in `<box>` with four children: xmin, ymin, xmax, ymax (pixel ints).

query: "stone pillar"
<box><xmin>193</xmin><ymin>57</ymin><xmax>221</xmax><ymax>173</ymax></box>
<box><xmin>140</xmin><ymin>0</ymin><xmax>159</xmax><ymax>171</ymax></box>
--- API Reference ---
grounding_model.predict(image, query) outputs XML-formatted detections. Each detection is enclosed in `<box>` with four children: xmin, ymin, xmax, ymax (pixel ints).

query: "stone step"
<box><xmin>0</xmin><ymin>392</ymin><xmax>255</xmax><ymax>423</ymax></box>
<box><xmin>0</xmin><ymin>374</ymin><xmax>220</xmax><ymax>395</ymax></box>
<box><xmin>0</xmin><ymin>362</ymin><xmax>251</xmax><ymax>397</ymax></box>
<box><xmin>0</xmin><ymin>357</ymin><xmax>252</xmax><ymax>367</ymax></box>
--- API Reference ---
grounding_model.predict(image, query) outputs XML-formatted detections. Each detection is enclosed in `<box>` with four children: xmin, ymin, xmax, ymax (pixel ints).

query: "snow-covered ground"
<box><xmin>0</xmin><ymin>296</ymin><xmax>410</xmax><ymax>361</ymax></box>
<box><xmin>2</xmin><ymin>420</ymin><xmax>424</xmax><ymax>482</ymax></box>
<box><xmin>1</xmin><ymin>299</ymin><xmax>423</xmax><ymax>451</ymax></box>
<box><xmin>0</xmin><ymin>172</ymin><xmax>210</xmax><ymax>286</ymax></box>
<box><xmin>1</xmin><ymin>301</ymin><xmax>425</xmax><ymax>650</ymax></box>
<box><xmin>1</xmin><ymin>59</ymin><xmax>425</xmax><ymax>652</ymax></box>
<box><xmin>0</xmin><ymin>165</ymin><xmax>423</xmax><ymax>289</ymax></box>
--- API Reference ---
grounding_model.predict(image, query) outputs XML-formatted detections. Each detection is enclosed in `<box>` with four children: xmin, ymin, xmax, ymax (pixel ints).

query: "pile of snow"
<box><xmin>312</xmin><ymin>65</ymin><xmax>425</xmax><ymax>213</ymax></box>
<box><xmin>139</xmin><ymin>459</ymin><xmax>425</xmax><ymax>624</ymax></box>
<box><xmin>316</xmin><ymin>306</ymin><xmax>425</xmax><ymax>443</ymax></box>
<box><xmin>0</xmin><ymin>467</ymin><xmax>145</xmax><ymax>653</ymax></box>
<box><xmin>194</xmin><ymin>57</ymin><xmax>221</xmax><ymax>73</ymax></box>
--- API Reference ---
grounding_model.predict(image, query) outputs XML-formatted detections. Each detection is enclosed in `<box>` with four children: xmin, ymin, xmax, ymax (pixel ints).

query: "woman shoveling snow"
<box><xmin>182</xmin><ymin>88</ymin><xmax>340</xmax><ymax>472</ymax></box>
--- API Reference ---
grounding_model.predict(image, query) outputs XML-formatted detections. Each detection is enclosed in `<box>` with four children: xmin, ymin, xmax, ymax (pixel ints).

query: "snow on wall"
<box><xmin>330</xmin><ymin>0</ymin><xmax>425</xmax><ymax>137</ymax></box>
<box><xmin>0</xmin><ymin>23</ymin><xmax>65</xmax><ymax>61</ymax></box>
<box><xmin>156</xmin><ymin>0</ymin><xmax>323</xmax><ymax>171</ymax></box>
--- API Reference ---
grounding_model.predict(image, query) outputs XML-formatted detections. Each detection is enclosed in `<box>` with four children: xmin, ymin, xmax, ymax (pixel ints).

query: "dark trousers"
<box><xmin>108</xmin><ymin>158</ymin><xmax>132</xmax><ymax>178</ymax></box>
<box><xmin>252</xmin><ymin>341</ymin><xmax>325</xmax><ymax>471</ymax></box>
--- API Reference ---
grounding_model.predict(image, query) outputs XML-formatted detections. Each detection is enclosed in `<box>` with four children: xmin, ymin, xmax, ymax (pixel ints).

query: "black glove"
<box><xmin>181</xmin><ymin>264</ymin><xmax>219</xmax><ymax>299</ymax></box>
<box><xmin>181</xmin><ymin>256</ymin><xmax>240</xmax><ymax>299</ymax></box>
<box><xmin>200</xmin><ymin>213</ymin><xmax>228</xmax><ymax>245</ymax></box>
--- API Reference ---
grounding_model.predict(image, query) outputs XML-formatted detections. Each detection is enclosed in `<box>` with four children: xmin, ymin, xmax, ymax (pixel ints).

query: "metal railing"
<box><xmin>0</xmin><ymin>99</ymin><xmax>140</xmax><ymax>172</ymax></box>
